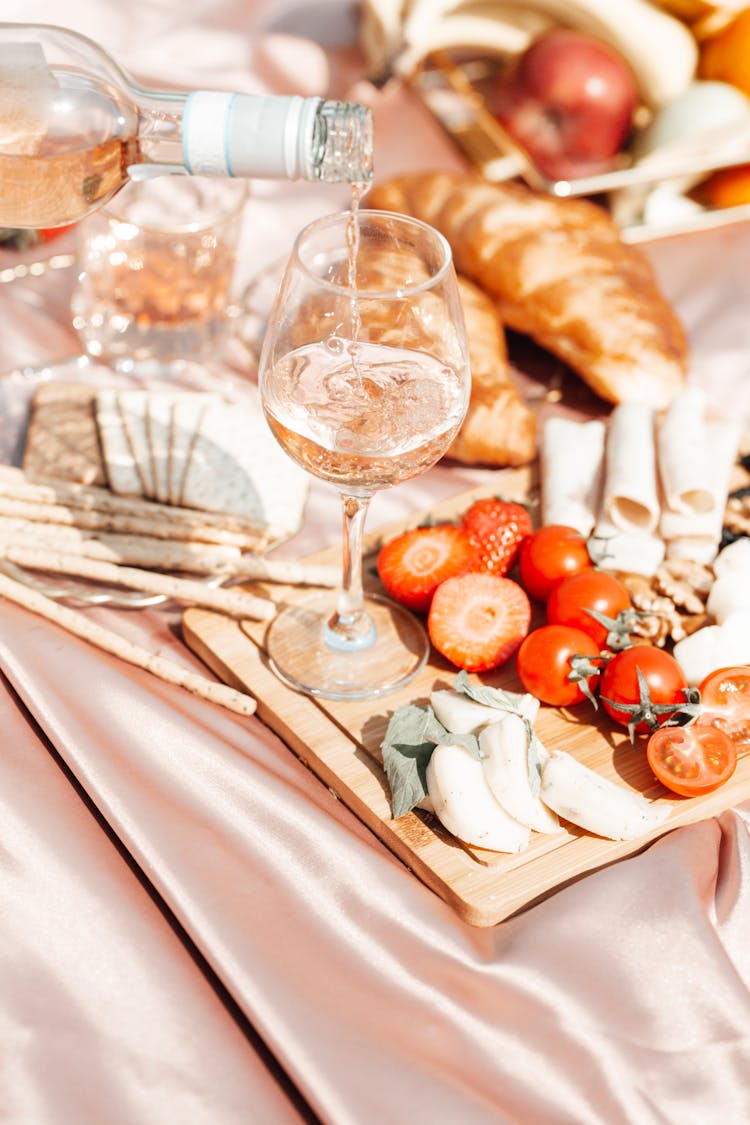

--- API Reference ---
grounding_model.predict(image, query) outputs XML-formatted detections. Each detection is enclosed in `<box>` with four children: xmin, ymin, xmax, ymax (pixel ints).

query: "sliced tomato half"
<box><xmin>698</xmin><ymin>666</ymin><xmax>750</xmax><ymax>750</ymax></box>
<box><xmin>646</xmin><ymin>722</ymin><xmax>737</xmax><ymax>798</ymax></box>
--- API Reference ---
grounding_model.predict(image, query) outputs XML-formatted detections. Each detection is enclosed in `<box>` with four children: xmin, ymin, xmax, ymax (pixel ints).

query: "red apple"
<box><xmin>490</xmin><ymin>28</ymin><xmax>639</xmax><ymax>182</ymax></box>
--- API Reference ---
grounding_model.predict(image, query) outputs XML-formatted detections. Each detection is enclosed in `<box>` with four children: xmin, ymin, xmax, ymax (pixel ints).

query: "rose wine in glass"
<box><xmin>258</xmin><ymin>208</ymin><xmax>471</xmax><ymax>699</ymax></box>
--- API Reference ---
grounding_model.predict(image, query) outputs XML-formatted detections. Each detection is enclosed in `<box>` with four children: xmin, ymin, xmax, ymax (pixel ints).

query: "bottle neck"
<box><xmin>131</xmin><ymin>91</ymin><xmax>373</xmax><ymax>184</ymax></box>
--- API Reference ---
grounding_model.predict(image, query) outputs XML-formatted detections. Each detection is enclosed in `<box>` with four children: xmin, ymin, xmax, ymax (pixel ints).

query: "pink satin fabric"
<box><xmin>3</xmin><ymin>2</ymin><xmax>750</xmax><ymax>1123</ymax></box>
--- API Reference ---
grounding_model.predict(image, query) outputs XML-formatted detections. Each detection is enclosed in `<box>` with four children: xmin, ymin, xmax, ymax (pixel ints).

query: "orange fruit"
<box><xmin>696</xmin><ymin>163</ymin><xmax>750</xmax><ymax>208</ymax></box>
<box><xmin>699</xmin><ymin>6</ymin><xmax>750</xmax><ymax>96</ymax></box>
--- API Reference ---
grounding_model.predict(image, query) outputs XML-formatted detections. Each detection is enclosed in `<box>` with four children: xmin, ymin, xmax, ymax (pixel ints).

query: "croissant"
<box><xmin>451</xmin><ymin>275</ymin><xmax>535</xmax><ymax>466</ymax></box>
<box><xmin>366</xmin><ymin>171</ymin><xmax>688</xmax><ymax>409</ymax></box>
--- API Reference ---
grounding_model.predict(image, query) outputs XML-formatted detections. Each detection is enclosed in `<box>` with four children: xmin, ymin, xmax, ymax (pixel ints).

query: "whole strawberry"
<box><xmin>461</xmin><ymin>497</ymin><xmax>532</xmax><ymax>576</ymax></box>
<box><xmin>377</xmin><ymin>523</ymin><xmax>475</xmax><ymax>613</ymax></box>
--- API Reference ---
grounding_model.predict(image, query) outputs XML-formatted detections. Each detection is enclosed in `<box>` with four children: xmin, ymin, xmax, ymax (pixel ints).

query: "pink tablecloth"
<box><xmin>3</xmin><ymin>3</ymin><xmax>750</xmax><ymax>1123</ymax></box>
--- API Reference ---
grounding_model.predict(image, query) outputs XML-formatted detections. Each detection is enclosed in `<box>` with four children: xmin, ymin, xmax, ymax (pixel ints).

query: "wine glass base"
<box><xmin>265</xmin><ymin>591</ymin><xmax>429</xmax><ymax>700</ymax></box>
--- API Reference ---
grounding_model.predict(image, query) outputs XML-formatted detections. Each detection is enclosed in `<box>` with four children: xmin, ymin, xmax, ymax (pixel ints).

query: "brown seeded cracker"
<box><xmin>22</xmin><ymin>382</ymin><xmax>107</xmax><ymax>486</ymax></box>
<box><xmin>180</xmin><ymin>399</ymin><xmax>308</xmax><ymax>533</ymax></box>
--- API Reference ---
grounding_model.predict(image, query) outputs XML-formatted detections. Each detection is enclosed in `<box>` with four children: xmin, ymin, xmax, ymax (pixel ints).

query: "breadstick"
<box><xmin>0</xmin><ymin>466</ymin><xmax>273</xmax><ymax>550</ymax></box>
<box><xmin>0</xmin><ymin>517</ymin><xmax>241</xmax><ymax>574</ymax></box>
<box><xmin>0</xmin><ymin>546</ymin><xmax>276</xmax><ymax>620</ymax></box>
<box><xmin>236</xmin><ymin>556</ymin><xmax>340</xmax><ymax>588</ymax></box>
<box><xmin>0</xmin><ymin>494</ymin><xmax>269</xmax><ymax>549</ymax></box>
<box><xmin>0</xmin><ymin>572</ymin><xmax>257</xmax><ymax>716</ymax></box>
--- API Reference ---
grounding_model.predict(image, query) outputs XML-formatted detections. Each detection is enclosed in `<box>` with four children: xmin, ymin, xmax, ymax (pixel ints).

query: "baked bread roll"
<box><xmin>366</xmin><ymin>171</ymin><xmax>688</xmax><ymax>409</ymax></box>
<box><xmin>451</xmin><ymin>275</ymin><xmax>535</xmax><ymax>466</ymax></box>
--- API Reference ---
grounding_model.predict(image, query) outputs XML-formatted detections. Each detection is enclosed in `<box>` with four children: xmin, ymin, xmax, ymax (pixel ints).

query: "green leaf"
<box><xmin>527</xmin><ymin>730</ymin><xmax>544</xmax><ymax>798</ymax></box>
<box><xmin>453</xmin><ymin>669</ymin><xmax>529</xmax><ymax>714</ymax></box>
<box><xmin>381</xmin><ymin>704</ymin><xmax>448</xmax><ymax>819</ymax></box>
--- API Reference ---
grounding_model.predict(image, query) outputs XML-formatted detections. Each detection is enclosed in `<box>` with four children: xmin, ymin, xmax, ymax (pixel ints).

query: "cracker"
<box><xmin>145</xmin><ymin>391</ymin><xmax>176</xmax><ymax>504</ymax></box>
<box><xmin>180</xmin><ymin>399</ymin><xmax>308</xmax><ymax>533</ymax></box>
<box><xmin>170</xmin><ymin>395</ymin><xmax>213</xmax><ymax>505</ymax></box>
<box><xmin>22</xmin><ymin>382</ymin><xmax>107</xmax><ymax>486</ymax></box>
<box><xmin>116</xmin><ymin>390</ymin><xmax>156</xmax><ymax>498</ymax></box>
<box><xmin>95</xmin><ymin>388</ymin><xmax>143</xmax><ymax>496</ymax></box>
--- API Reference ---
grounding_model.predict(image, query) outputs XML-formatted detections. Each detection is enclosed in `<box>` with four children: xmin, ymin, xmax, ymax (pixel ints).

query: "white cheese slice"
<box><xmin>602</xmin><ymin>402</ymin><xmax>660</xmax><ymax>534</ymax></box>
<box><xmin>659</xmin><ymin>417</ymin><xmax>741</xmax><ymax>543</ymax></box>
<box><xmin>656</xmin><ymin>386</ymin><xmax>713</xmax><ymax>515</ymax></box>
<box><xmin>540</xmin><ymin>416</ymin><xmax>605</xmax><ymax>536</ymax></box>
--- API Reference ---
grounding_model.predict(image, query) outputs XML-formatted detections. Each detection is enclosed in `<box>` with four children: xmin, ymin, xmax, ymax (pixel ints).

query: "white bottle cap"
<box><xmin>182</xmin><ymin>91</ymin><xmax>321</xmax><ymax>179</ymax></box>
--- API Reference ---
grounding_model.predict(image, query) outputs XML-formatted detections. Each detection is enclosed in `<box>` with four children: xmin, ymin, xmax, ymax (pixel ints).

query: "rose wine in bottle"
<box><xmin>0</xmin><ymin>23</ymin><xmax>373</xmax><ymax>228</ymax></box>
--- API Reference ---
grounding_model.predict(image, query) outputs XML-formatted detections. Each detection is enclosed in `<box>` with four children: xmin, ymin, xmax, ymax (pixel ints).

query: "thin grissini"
<box><xmin>0</xmin><ymin>518</ymin><xmax>242</xmax><ymax>574</ymax></box>
<box><xmin>0</xmin><ymin>572</ymin><xmax>258</xmax><ymax>717</ymax></box>
<box><xmin>0</xmin><ymin>466</ymin><xmax>274</xmax><ymax>549</ymax></box>
<box><xmin>0</xmin><ymin>546</ymin><xmax>276</xmax><ymax>620</ymax></box>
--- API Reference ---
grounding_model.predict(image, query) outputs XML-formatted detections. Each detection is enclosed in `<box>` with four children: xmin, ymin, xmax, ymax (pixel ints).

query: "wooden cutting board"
<box><xmin>182</xmin><ymin>473</ymin><xmax>749</xmax><ymax>927</ymax></box>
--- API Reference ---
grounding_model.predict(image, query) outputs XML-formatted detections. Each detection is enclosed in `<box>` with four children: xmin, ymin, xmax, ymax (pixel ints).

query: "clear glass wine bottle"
<box><xmin>0</xmin><ymin>22</ymin><xmax>374</xmax><ymax>229</ymax></box>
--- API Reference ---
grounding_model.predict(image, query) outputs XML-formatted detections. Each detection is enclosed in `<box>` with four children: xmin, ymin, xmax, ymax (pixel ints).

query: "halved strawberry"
<box><xmin>461</xmin><ymin>497</ymin><xmax>532</xmax><ymax>576</ymax></box>
<box><xmin>428</xmin><ymin>573</ymin><xmax>531</xmax><ymax>672</ymax></box>
<box><xmin>376</xmin><ymin>524</ymin><xmax>475</xmax><ymax>613</ymax></box>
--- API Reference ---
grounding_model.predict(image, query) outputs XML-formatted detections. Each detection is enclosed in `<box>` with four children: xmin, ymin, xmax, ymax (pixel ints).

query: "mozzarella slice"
<box><xmin>707</xmin><ymin>571</ymin><xmax>750</xmax><ymax>624</ymax></box>
<box><xmin>479</xmin><ymin>715</ymin><xmax>561</xmax><ymax>834</ymax></box>
<box><xmin>426</xmin><ymin>742</ymin><xmax>530</xmax><ymax>853</ymax></box>
<box><xmin>674</xmin><ymin>610</ymin><xmax>750</xmax><ymax>685</ymax></box>
<box><xmin>430</xmin><ymin>688</ymin><xmax>539</xmax><ymax>734</ymax></box>
<box><xmin>540</xmin><ymin>750</ymin><xmax>670</xmax><ymax>841</ymax></box>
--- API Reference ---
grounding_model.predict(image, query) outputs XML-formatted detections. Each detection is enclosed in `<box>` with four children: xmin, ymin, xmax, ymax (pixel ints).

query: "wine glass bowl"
<box><xmin>258</xmin><ymin>208</ymin><xmax>471</xmax><ymax>699</ymax></box>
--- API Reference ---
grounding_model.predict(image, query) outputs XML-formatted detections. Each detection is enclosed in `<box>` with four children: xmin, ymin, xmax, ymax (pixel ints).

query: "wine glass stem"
<box><xmin>324</xmin><ymin>492</ymin><xmax>376</xmax><ymax>652</ymax></box>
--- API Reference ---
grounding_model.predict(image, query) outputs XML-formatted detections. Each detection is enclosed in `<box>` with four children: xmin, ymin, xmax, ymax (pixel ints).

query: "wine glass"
<box><xmin>258</xmin><ymin>209</ymin><xmax>471</xmax><ymax>699</ymax></box>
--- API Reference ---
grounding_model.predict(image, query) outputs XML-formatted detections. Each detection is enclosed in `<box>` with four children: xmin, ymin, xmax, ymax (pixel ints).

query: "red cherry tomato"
<box><xmin>38</xmin><ymin>223</ymin><xmax>77</xmax><ymax>242</ymax></box>
<box><xmin>599</xmin><ymin>646</ymin><xmax>690</xmax><ymax>735</ymax></box>
<box><xmin>546</xmin><ymin>569</ymin><xmax>630</xmax><ymax>648</ymax></box>
<box><xmin>515</xmin><ymin>624</ymin><xmax>601</xmax><ymax>707</ymax></box>
<box><xmin>646</xmin><ymin>723</ymin><xmax>737</xmax><ymax>797</ymax></box>
<box><xmin>698</xmin><ymin>665</ymin><xmax>750</xmax><ymax>750</ymax></box>
<box><xmin>517</xmin><ymin>524</ymin><xmax>592</xmax><ymax>603</ymax></box>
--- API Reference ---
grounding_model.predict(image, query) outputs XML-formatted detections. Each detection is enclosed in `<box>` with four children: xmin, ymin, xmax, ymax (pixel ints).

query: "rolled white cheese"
<box><xmin>657</xmin><ymin>386</ymin><xmax>713</xmax><ymax>515</ymax></box>
<box><xmin>540</xmin><ymin>416</ymin><xmax>605</xmax><ymax>537</ymax></box>
<box><xmin>590</xmin><ymin>516</ymin><xmax>666</xmax><ymax>577</ymax></box>
<box><xmin>602</xmin><ymin>403</ymin><xmax>660</xmax><ymax>534</ymax></box>
<box><xmin>659</xmin><ymin>417</ymin><xmax>741</xmax><ymax>544</ymax></box>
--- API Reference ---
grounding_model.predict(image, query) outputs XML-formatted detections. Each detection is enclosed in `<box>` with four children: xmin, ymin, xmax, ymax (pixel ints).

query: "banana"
<box><xmin>397</xmin><ymin>3</ymin><xmax>554</xmax><ymax>74</ymax></box>
<box><xmin>426</xmin><ymin>741</ymin><xmax>530</xmax><ymax>853</ymax></box>
<box><xmin>430</xmin><ymin>687</ymin><xmax>539</xmax><ymax>734</ymax></box>
<box><xmin>479</xmin><ymin>716</ymin><xmax>562</xmax><ymax>834</ymax></box>
<box><xmin>359</xmin><ymin>0</ymin><xmax>409</xmax><ymax>80</ymax></box>
<box><xmin>539</xmin><ymin>750</ymin><xmax>671</xmax><ymax>840</ymax></box>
